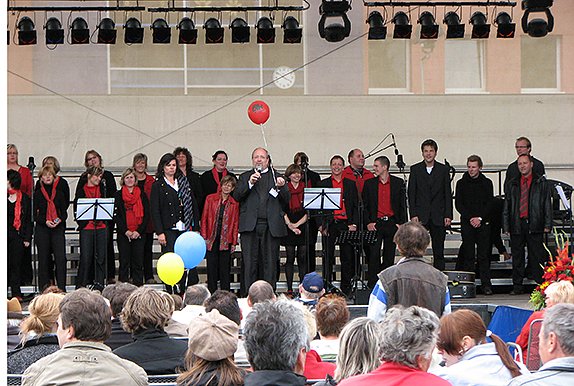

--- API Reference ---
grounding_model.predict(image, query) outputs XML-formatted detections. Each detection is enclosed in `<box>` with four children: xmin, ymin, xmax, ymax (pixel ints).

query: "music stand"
<box><xmin>336</xmin><ymin>230</ymin><xmax>377</xmax><ymax>302</ymax></box>
<box><xmin>76</xmin><ymin>198</ymin><xmax>115</xmax><ymax>289</ymax></box>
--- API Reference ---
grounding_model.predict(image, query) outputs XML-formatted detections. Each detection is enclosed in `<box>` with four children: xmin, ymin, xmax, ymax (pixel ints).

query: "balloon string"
<box><xmin>186</xmin><ymin>269</ymin><xmax>189</xmax><ymax>289</ymax></box>
<box><xmin>259</xmin><ymin>123</ymin><xmax>268</xmax><ymax>148</ymax></box>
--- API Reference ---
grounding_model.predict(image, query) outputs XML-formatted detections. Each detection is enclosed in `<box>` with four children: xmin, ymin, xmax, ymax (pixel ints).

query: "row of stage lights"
<box><xmin>12</xmin><ymin>15</ymin><xmax>303</xmax><ymax>46</ymax></box>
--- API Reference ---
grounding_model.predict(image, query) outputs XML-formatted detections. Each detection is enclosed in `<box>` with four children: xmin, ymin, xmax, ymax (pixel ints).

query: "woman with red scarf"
<box><xmin>200</xmin><ymin>175</ymin><xmax>239</xmax><ymax>293</ymax></box>
<box><xmin>200</xmin><ymin>150</ymin><xmax>236</xmax><ymax>197</ymax></box>
<box><xmin>8</xmin><ymin>170</ymin><xmax>32</xmax><ymax>300</ymax></box>
<box><xmin>114</xmin><ymin>168</ymin><xmax>149</xmax><ymax>286</ymax></box>
<box><xmin>33</xmin><ymin>164</ymin><xmax>70</xmax><ymax>292</ymax></box>
<box><xmin>282</xmin><ymin>164</ymin><xmax>309</xmax><ymax>294</ymax></box>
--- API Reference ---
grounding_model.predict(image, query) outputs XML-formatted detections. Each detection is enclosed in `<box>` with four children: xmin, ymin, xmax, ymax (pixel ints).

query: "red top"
<box><xmin>377</xmin><ymin>178</ymin><xmax>395</xmax><ymax>218</ymax></box>
<box><xmin>516</xmin><ymin>309</ymin><xmax>545</xmax><ymax>352</ymax></box>
<box><xmin>332</xmin><ymin>178</ymin><xmax>347</xmax><ymax>220</ymax></box>
<box><xmin>338</xmin><ymin>362</ymin><xmax>451</xmax><ymax>386</ymax></box>
<box><xmin>520</xmin><ymin>173</ymin><xmax>533</xmax><ymax>218</ymax></box>
<box><xmin>200</xmin><ymin>192</ymin><xmax>239</xmax><ymax>251</ymax></box>
<box><xmin>83</xmin><ymin>185</ymin><xmax>106</xmax><ymax>230</ymax></box>
<box><xmin>342</xmin><ymin>166</ymin><xmax>375</xmax><ymax>196</ymax></box>
<box><xmin>18</xmin><ymin>166</ymin><xmax>33</xmax><ymax>197</ymax></box>
<box><xmin>303</xmin><ymin>350</ymin><xmax>336</xmax><ymax>381</ymax></box>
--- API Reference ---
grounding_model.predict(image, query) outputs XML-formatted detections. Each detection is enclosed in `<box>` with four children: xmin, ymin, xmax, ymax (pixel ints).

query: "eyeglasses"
<box><xmin>515</xmin><ymin>145</ymin><xmax>529</xmax><ymax>149</ymax></box>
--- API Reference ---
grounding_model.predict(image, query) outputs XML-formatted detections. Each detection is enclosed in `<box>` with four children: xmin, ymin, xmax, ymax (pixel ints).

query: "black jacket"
<box><xmin>455</xmin><ymin>172</ymin><xmax>494</xmax><ymax>222</ymax></box>
<box><xmin>200</xmin><ymin>168</ymin><xmax>237</xmax><ymax>198</ymax></box>
<box><xmin>75</xmin><ymin>170</ymin><xmax>117</xmax><ymax>199</ymax></box>
<box><xmin>362</xmin><ymin>175</ymin><xmax>407</xmax><ymax>225</ymax></box>
<box><xmin>503</xmin><ymin>173</ymin><xmax>552</xmax><ymax>234</ymax></box>
<box><xmin>504</xmin><ymin>156</ymin><xmax>545</xmax><ymax>194</ymax></box>
<box><xmin>114</xmin><ymin>187</ymin><xmax>150</xmax><ymax>235</ymax></box>
<box><xmin>8</xmin><ymin>193</ymin><xmax>33</xmax><ymax>242</ymax></box>
<box><xmin>317</xmin><ymin>177</ymin><xmax>360</xmax><ymax>226</ymax></box>
<box><xmin>104</xmin><ymin>318</ymin><xmax>134</xmax><ymax>351</ymax></box>
<box><xmin>150</xmin><ymin>177</ymin><xmax>200</xmax><ymax>235</ymax></box>
<box><xmin>244</xmin><ymin>370</ymin><xmax>306</xmax><ymax>386</ymax></box>
<box><xmin>186</xmin><ymin>170</ymin><xmax>205</xmax><ymax>212</ymax></box>
<box><xmin>73</xmin><ymin>183</ymin><xmax>108</xmax><ymax>231</ymax></box>
<box><xmin>408</xmin><ymin>160</ymin><xmax>453</xmax><ymax>225</ymax></box>
<box><xmin>33</xmin><ymin>177</ymin><xmax>70</xmax><ymax>228</ymax></box>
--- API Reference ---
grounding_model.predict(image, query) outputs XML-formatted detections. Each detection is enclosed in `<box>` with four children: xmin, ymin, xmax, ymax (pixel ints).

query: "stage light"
<box><xmin>97</xmin><ymin>17</ymin><xmax>116</xmax><ymax>44</ymax></box>
<box><xmin>495</xmin><ymin>11</ymin><xmax>515</xmax><ymax>38</ymax></box>
<box><xmin>282</xmin><ymin>16</ymin><xmax>302</xmax><ymax>43</ymax></box>
<box><xmin>178</xmin><ymin>17</ymin><xmax>197</xmax><ymax>44</ymax></box>
<box><xmin>521</xmin><ymin>0</ymin><xmax>554</xmax><ymax>37</ymax></box>
<box><xmin>151</xmin><ymin>18</ymin><xmax>171</xmax><ymax>43</ymax></box>
<box><xmin>392</xmin><ymin>11</ymin><xmax>412</xmax><ymax>39</ymax></box>
<box><xmin>318</xmin><ymin>0</ymin><xmax>351</xmax><ymax>43</ymax></box>
<box><xmin>418</xmin><ymin>11</ymin><xmax>438</xmax><ymax>39</ymax></box>
<box><xmin>70</xmin><ymin>17</ymin><xmax>89</xmax><ymax>44</ymax></box>
<box><xmin>367</xmin><ymin>10</ymin><xmax>387</xmax><ymax>40</ymax></box>
<box><xmin>17</xmin><ymin>16</ymin><xmax>36</xmax><ymax>45</ymax></box>
<box><xmin>204</xmin><ymin>18</ymin><xmax>224</xmax><ymax>44</ymax></box>
<box><xmin>256</xmin><ymin>17</ymin><xmax>275</xmax><ymax>44</ymax></box>
<box><xmin>470</xmin><ymin>11</ymin><xmax>490</xmax><ymax>39</ymax></box>
<box><xmin>45</xmin><ymin>17</ymin><xmax>64</xmax><ymax>45</ymax></box>
<box><xmin>230</xmin><ymin>17</ymin><xmax>250</xmax><ymax>43</ymax></box>
<box><xmin>124</xmin><ymin>17</ymin><xmax>144</xmax><ymax>44</ymax></box>
<box><xmin>443</xmin><ymin>11</ymin><xmax>464</xmax><ymax>39</ymax></box>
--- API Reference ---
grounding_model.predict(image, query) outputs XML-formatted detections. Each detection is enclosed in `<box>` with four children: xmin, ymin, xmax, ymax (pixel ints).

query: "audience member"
<box><xmin>113</xmin><ymin>287</ymin><xmax>187</xmax><ymax>374</ymax></box>
<box><xmin>171</xmin><ymin>293</ymin><xmax>184</xmax><ymax>310</ymax></box>
<box><xmin>368</xmin><ymin>221</ymin><xmax>451</xmax><ymax>321</ymax></box>
<box><xmin>432</xmin><ymin>309</ymin><xmax>527</xmax><ymax>385</ymax></box>
<box><xmin>171</xmin><ymin>284</ymin><xmax>210</xmax><ymax>327</ymax></box>
<box><xmin>243</xmin><ymin>298</ymin><xmax>309</xmax><ymax>386</ymax></box>
<box><xmin>240</xmin><ymin>280</ymin><xmax>276</xmax><ymax>330</ymax></box>
<box><xmin>7</xmin><ymin>297</ymin><xmax>25</xmax><ymax>351</ymax></box>
<box><xmin>295</xmin><ymin>272</ymin><xmax>326</xmax><ymax>311</ymax></box>
<box><xmin>299</xmin><ymin>302</ymin><xmax>336</xmax><ymax>381</ymax></box>
<box><xmin>338</xmin><ymin>306</ymin><xmax>450</xmax><ymax>386</ymax></box>
<box><xmin>508</xmin><ymin>303</ymin><xmax>574</xmax><ymax>386</ymax></box>
<box><xmin>22</xmin><ymin>289</ymin><xmax>147</xmax><ymax>386</ymax></box>
<box><xmin>311</xmin><ymin>294</ymin><xmax>350</xmax><ymax>361</ymax></box>
<box><xmin>204</xmin><ymin>290</ymin><xmax>242</xmax><ymax>326</ymax></box>
<box><xmin>102</xmin><ymin>282</ymin><xmax>138</xmax><ymax>350</ymax></box>
<box><xmin>8</xmin><ymin>293</ymin><xmax>65</xmax><ymax>374</ymax></box>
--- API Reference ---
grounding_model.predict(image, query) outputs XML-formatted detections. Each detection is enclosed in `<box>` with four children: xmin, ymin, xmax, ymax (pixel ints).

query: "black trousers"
<box><xmin>107</xmin><ymin>223</ymin><xmax>116</xmax><ymax>279</ymax></box>
<box><xmin>367</xmin><ymin>218</ymin><xmax>398</xmax><ymax>289</ymax></box>
<box><xmin>143</xmin><ymin>232</ymin><xmax>155</xmax><ymax>281</ymax></box>
<box><xmin>307</xmin><ymin>220</ymin><xmax>319</xmax><ymax>273</ymax></box>
<box><xmin>117</xmin><ymin>233</ymin><xmax>145</xmax><ymax>286</ymax></box>
<box><xmin>424</xmin><ymin>221</ymin><xmax>446</xmax><ymax>271</ymax></box>
<box><xmin>457</xmin><ymin>221</ymin><xmax>492</xmax><ymax>287</ymax></box>
<box><xmin>206</xmin><ymin>246</ymin><xmax>232</xmax><ymax>293</ymax></box>
<box><xmin>284</xmin><ymin>244</ymin><xmax>307</xmax><ymax>291</ymax></box>
<box><xmin>78</xmin><ymin>228</ymin><xmax>107</xmax><ymax>288</ymax></box>
<box><xmin>511</xmin><ymin>219</ymin><xmax>547</xmax><ymax>289</ymax></box>
<box><xmin>8</xmin><ymin>233</ymin><xmax>24</xmax><ymax>297</ymax></box>
<box><xmin>35</xmin><ymin>225</ymin><xmax>67</xmax><ymax>291</ymax></box>
<box><xmin>323</xmin><ymin>221</ymin><xmax>355</xmax><ymax>295</ymax></box>
<box><xmin>162</xmin><ymin>229</ymin><xmax>199</xmax><ymax>294</ymax></box>
<box><xmin>240</xmin><ymin>221</ymin><xmax>281</xmax><ymax>294</ymax></box>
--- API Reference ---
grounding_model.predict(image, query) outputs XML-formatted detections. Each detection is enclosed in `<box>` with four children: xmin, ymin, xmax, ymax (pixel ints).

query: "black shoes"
<box><xmin>483</xmin><ymin>286</ymin><xmax>494</xmax><ymax>296</ymax></box>
<box><xmin>509</xmin><ymin>288</ymin><xmax>524</xmax><ymax>295</ymax></box>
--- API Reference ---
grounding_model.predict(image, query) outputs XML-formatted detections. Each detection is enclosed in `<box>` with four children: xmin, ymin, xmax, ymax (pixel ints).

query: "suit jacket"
<box><xmin>408</xmin><ymin>161</ymin><xmax>453</xmax><ymax>225</ymax></box>
<box><xmin>317</xmin><ymin>177</ymin><xmax>360</xmax><ymax>226</ymax></box>
<box><xmin>362</xmin><ymin>175</ymin><xmax>407</xmax><ymax>225</ymax></box>
<box><xmin>114</xmin><ymin>187</ymin><xmax>150</xmax><ymax>235</ymax></box>
<box><xmin>150</xmin><ymin>177</ymin><xmax>200</xmax><ymax>235</ymax></box>
<box><xmin>233</xmin><ymin>168</ymin><xmax>290</xmax><ymax>238</ymax></box>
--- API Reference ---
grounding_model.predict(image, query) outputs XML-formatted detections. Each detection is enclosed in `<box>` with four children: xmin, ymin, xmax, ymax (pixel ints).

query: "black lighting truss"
<box><xmin>363</xmin><ymin>1</ymin><xmax>516</xmax><ymax>6</ymax></box>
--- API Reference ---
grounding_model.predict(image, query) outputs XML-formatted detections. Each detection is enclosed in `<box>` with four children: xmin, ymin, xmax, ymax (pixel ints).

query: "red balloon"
<box><xmin>248</xmin><ymin>100</ymin><xmax>270</xmax><ymax>125</ymax></box>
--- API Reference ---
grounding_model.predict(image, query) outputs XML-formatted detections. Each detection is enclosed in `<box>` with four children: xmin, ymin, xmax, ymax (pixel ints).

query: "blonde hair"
<box><xmin>119</xmin><ymin>167</ymin><xmax>136</xmax><ymax>186</ymax></box>
<box><xmin>121</xmin><ymin>287</ymin><xmax>175</xmax><ymax>333</ymax></box>
<box><xmin>19</xmin><ymin>293</ymin><xmax>65</xmax><ymax>342</ymax></box>
<box><xmin>42</xmin><ymin>156</ymin><xmax>61</xmax><ymax>174</ymax></box>
<box><xmin>335</xmin><ymin>317</ymin><xmax>382</xmax><ymax>381</ymax></box>
<box><xmin>38</xmin><ymin>165</ymin><xmax>57</xmax><ymax>180</ymax></box>
<box><xmin>546</xmin><ymin>281</ymin><xmax>574</xmax><ymax>304</ymax></box>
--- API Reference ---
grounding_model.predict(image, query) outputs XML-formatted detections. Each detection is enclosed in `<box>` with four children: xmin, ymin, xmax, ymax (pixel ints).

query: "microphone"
<box><xmin>27</xmin><ymin>156</ymin><xmax>36</xmax><ymax>171</ymax></box>
<box><xmin>255</xmin><ymin>164</ymin><xmax>262</xmax><ymax>173</ymax></box>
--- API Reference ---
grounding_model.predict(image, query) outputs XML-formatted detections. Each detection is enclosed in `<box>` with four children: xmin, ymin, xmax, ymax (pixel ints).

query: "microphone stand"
<box><xmin>27</xmin><ymin>156</ymin><xmax>38</xmax><ymax>295</ymax></box>
<box><xmin>301</xmin><ymin>159</ymin><xmax>311</xmax><ymax>275</ymax></box>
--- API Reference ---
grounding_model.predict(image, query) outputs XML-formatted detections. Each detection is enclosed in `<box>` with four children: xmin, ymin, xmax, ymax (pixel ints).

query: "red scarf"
<box><xmin>211</xmin><ymin>167</ymin><xmax>228</xmax><ymax>192</ymax></box>
<box><xmin>8</xmin><ymin>189</ymin><xmax>22</xmax><ymax>231</ymax></box>
<box><xmin>40</xmin><ymin>176</ymin><xmax>60</xmax><ymax>222</ymax></box>
<box><xmin>288</xmin><ymin>181</ymin><xmax>306</xmax><ymax>212</ymax></box>
<box><xmin>122</xmin><ymin>186</ymin><xmax>144</xmax><ymax>231</ymax></box>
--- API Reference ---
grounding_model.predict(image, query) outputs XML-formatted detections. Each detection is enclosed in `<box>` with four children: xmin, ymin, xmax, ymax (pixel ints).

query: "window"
<box><xmin>444</xmin><ymin>40</ymin><xmax>485</xmax><ymax>93</ymax></box>
<box><xmin>521</xmin><ymin>35</ymin><xmax>560</xmax><ymax>92</ymax></box>
<box><xmin>368</xmin><ymin>39</ymin><xmax>410</xmax><ymax>93</ymax></box>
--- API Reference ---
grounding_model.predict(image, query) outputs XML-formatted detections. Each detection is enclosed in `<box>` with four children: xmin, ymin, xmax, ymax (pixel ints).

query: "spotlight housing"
<box><xmin>178</xmin><ymin>17</ymin><xmax>197</xmax><ymax>44</ymax></box>
<box><xmin>97</xmin><ymin>17</ymin><xmax>116</xmax><ymax>44</ymax></box>
<box><xmin>17</xmin><ymin>16</ymin><xmax>37</xmax><ymax>45</ymax></box>
<box><xmin>230</xmin><ymin>17</ymin><xmax>250</xmax><ymax>43</ymax></box>
<box><xmin>521</xmin><ymin>0</ymin><xmax>554</xmax><ymax>37</ymax></box>
<box><xmin>470</xmin><ymin>11</ymin><xmax>490</xmax><ymax>39</ymax></box>
<box><xmin>418</xmin><ymin>11</ymin><xmax>438</xmax><ymax>39</ymax></box>
<box><xmin>392</xmin><ymin>11</ymin><xmax>412</xmax><ymax>39</ymax></box>
<box><xmin>282</xmin><ymin>16</ymin><xmax>302</xmax><ymax>43</ymax></box>
<box><xmin>367</xmin><ymin>10</ymin><xmax>386</xmax><ymax>40</ymax></box>
<box><xmin>45</xmin><ymin>17</ymin><xmax>64</xmax><ymax>45</ymax></box>
<box><xmin>443</xmin><ymin>11</ymin><xmax>465</xmax><ymax>39</ymax></box>
<box><xmin>256</xmin><ymin>17</ymin><xmax>275</xmax><ymax>44</ymax></box>
<box><xmin>151</xmin><ymin>18</ymin><xmax>171</xmax><ymax>44</ymax></box>
<box><xmin>495</xmin><ymin>11</ymin><xmax>516</xmax><ymax>38</ymax></box>
<box><xmin>124</xmin><ymin>17</ymin><xmax>144</xmax><ymax>44</ymax></box>
<box><xmin>318</xmin><ymin>0</ymin><xmax>351</xmax><ymax>43</ymax></box>
<box><xmin>70</xmin><ymin>17</ymin><xmax>89</xmax><ymax>44</ymax></box>
<box><xmin>204</xmin><ymin>18</ymin><xmax>224</xmax><ymax>44</ymax></box>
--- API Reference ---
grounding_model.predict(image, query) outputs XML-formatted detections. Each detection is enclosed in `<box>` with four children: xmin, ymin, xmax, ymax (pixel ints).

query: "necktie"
<box><xmin>519</xmin><ymin>178</ymin><xmax>529</xmax><ymax>218</ymax></box>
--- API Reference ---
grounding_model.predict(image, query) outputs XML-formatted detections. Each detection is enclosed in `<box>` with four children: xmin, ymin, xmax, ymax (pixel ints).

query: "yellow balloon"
<box><xmin>156</xmin><ymin>252</ymin><xmax>185</xmax><ymax>286</ymax></box>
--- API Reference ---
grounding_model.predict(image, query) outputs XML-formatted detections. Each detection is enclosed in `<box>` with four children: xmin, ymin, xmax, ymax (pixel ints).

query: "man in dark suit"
<box><xmin>408</xmin><ymin>139</ymin><xmax>453</xmax><ymax>271</ymax></box>
<box><xmin>318</xmin><ymin>155</ymin><xmax>359</xmax><ymax>296</ymax></box>
<box><xmin>363</xmin><ymin>156</ymin><xmax>407</xmax><ymax>288</ymax></box>
<box><xmin>504</xmin><ymin>136</ymin><xmax>545</xmax><ymax>194</ymax></box>
<box><xmin>233</xmin><ymin>147</ymin><xmax>290</xmax><ymax>294</ymax></box>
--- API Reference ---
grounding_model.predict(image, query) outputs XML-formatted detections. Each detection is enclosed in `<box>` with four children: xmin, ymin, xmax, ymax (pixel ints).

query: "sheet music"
<box><xmin>76</xmin><ymin>198</ymin><xmax>115</xmax><ymax>221</ymax></box>
<box><xmin>555</xmin><ymin>185</ymin><xmax>571</xmax><ymax>210</ymax></box>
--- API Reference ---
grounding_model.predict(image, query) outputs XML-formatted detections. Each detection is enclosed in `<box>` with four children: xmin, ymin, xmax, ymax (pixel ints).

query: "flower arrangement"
<box><xmin>529</xmin><ymin>232</ymin><xmax>573</xmax><ymax>311</ymax></box>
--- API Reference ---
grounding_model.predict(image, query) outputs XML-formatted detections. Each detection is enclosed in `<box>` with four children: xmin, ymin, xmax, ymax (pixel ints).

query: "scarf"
<box><xmin>8</xmin><ymin>189</ymin><xmax>22</xmax><ymax>231</ymax></box>
<box><xmin>211</xmin><ymin>167</ymin><xmax>228</xmax><ymax>192</ymax></box>
<box><xmin>122</xmin><ymin>186</ymin><xmax>144</xmax><ymax>231</ymax></box>
<box><xmin>288</xmin><ymin>181</ymin><xmax>305</xmax><ymax>212</ymax></box>
<box><xmin>177</xmin><ymin>174</ymin><xmax>194</xmax><ymax>230</ymax></box>
<box><xmin>40</xmin><ymin>176</ymin><xmax>60</xmax><ymax>222</ymax></box>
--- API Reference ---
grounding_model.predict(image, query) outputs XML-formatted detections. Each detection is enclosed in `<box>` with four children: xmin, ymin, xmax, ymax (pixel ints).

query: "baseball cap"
<box><xmin>187</xmin><ymin>309</ymin><xmax>238</xmax><ymax>361</ymax></box>
<box><xmin>302</xmin><ymin>272</ymin><xmax>324</xmax><ymax>293</ymax></box>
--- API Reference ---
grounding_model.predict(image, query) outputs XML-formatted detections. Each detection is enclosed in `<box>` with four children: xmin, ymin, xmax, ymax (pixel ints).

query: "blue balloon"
<box><xmin>174</xmin><ymin>231</ymin><xmax>207</xmax><ymax>269</ymax></box>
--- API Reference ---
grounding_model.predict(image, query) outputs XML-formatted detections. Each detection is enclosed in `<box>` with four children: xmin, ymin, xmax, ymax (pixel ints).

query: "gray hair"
<box><xmin>543</xmin><ymin>303</ymin><xmax>574</xmax><ymax>356</ymax></box>
<box><xmin>244</xmin><ymin>299</ymin><xmax>309</xmax><ymax>371</ymax></box>
<box><xmin>335</xmin><ymin>317</ymin><xmax>382</xmax><ymax>381</ymax></box>
<box><xmin>380</xmin><ymin>306</ymin><xmax>439</xmax><ymax>368</ymax></box>
<box><xmin>393</xmin><ymin>221</ymin><xmax>430</xmax><ymax>257</ymax></box>
<box><xmin>183</xmin><ymin>284</ymin><xmax>210</xmax><ymax>306</ymax></box>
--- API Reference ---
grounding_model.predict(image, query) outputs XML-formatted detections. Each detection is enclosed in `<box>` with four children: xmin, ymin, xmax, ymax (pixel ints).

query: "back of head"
<box><xmin>380</xmin><ymin>306</ymin><xmax>439</xmax><ymax>369</ymax></box>
<box><xmin>393</xmin><ymin>221</ymin><xmax>430</xmax><ymax>257</ymax></box>
<box><xmin>183</xmin><ymin>284</ymin><xmax>211</xmax><ymax>306</ymax></box>
<box><xmin>248</xmin><ymin>280</ymin><xmax>276</xmax><ymax>305</ymax></box>
<box><xmin>60</xmin><ymin>289</ymin><xmax>112</xmax><ymax>342</ymax></box>
<box><xmin>20</xmin><ymin>293</ymin><xmax>65</xmax><ymax>340</ymax></box>
<box><xmin>315</xmin><ymin>294</ymin><xmax>349</xmax><ymax>338</ymax></box>
<box><xmin>543</xmin><ymin>303</ymin><xmax>574</xmax><ymax>357</ymax></box>
<box><xmin>545</xmin><ymin>281</ymin><xmax>574</xmax><ymax>305</ymax></box>
<box><xmin>121</xmin><ymin>287</ymin><xmax>175</xmax><ymax>334</ymax></box>
<box><xmin>203</xmin><ymin>290</ymin><xmax>241</xmax><ymax>326</ymax></box>
<box><xmin>335</xmin><ymin>317</ymin><xmax>382</xmax><ymax>381</ymax></box>
<box><xmin>244</xmin><ymin>299</ymin><xmax>309</xmax><ymax>372</ymax></box>
<box><xmin>102</xmin><ymin>282</ymin><xmax>138</xmax><ymax>318</ymax></box>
